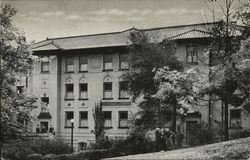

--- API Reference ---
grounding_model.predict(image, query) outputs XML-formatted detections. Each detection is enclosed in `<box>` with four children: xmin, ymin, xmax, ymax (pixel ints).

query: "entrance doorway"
<box><xmin>186</xmin><ymin>121</ymin><xmax>199</xmax><ymax>146</ymax></box>
<box><xmin>40</xmin><ymin>121</ymin><xmax>49</xmax><ymax>133</ymax></box>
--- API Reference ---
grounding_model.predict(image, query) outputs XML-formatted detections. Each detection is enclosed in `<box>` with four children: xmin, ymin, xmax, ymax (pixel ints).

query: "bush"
<box><xmin>2</xmin><ymin>140</ymin><xmax>35</xmax><ymax>160</ymax></box>
<box><xmin>43</xmin><ymin>154</ymin><xmax>56</xmax><ymax>160</ymax></box>
<box><xmin>31</xmin><ymin>138</ymin><xmax>71</xmax><ymax>155</ymax></box>
<box><xmin>108</xmin><ymin>132</ymin><xmax>155</xmax><ymax>156</ymax></box>
<box><xmin>52</xmin><ymin>150</ymin><xmax>109</xmax><ymax>160</ymax></box>
<box><xmin>27</xmin><ymin>154</ymin><xmax>43</xmax><ymax>160</ymax></box>
<box><xmin>2</xmin><ymin>138</ymin><xmax>71</xmax><ymax>160</ymax></box>
<box><xmin>187</xmin><ymin>122</ymin><xmax>218</xmax><ymax>146</ymax></box>
<box><xmin>231</xmin><ymin>129</ymin><xmax>250</xmax><ymax>140</ymax></box>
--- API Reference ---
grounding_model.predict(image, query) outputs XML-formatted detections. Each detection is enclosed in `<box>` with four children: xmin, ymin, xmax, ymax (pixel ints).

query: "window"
<box><xmin>103</xmin><ymin>82</ymin><xmax>112</xmax><ymax>99</ymax></box>
<box><xmin>119</xmin><ymin>81</ymin><xmax>129</xmax><ymax>99</ymax></box>
<box><xmin>79</xmin><ymin>111</ymin><xmax>88</xmax><ymax>128</ymax></box>
<box><xmin>104</xmin><ymin>111</ymin><xmax>112</xmax><ymax>128</ymax></box>
<box><xmin>65</xmin><ymin>84</ymin><xmax>74</xmax><ymax>100</ymax></box>
<box><xmin>17</xmin><ymin>86</ymin><xmax>24</xmax><ymax>94</ymax></box>
<box><xmin>79</xmin><ymin>56</ymin><xmax>88</xmax><ymax>72</ymax></box>
<box><xmin>120</xmin><ymin>53</ymin><xmax>129</xmax><ymax>70</ymax></box>
<box><xmin>41</xmin><ymin>97</ymin><xmax>49</xmax><ymax>105</ymax></box>
<box><xmin>41</xmin><ymin>97</ymin><xmax>49</xmax><ymax>112</ymax></box>
<box><xmin>186</xmin><ymin>45</ymin><xmax>198</xmax><ymax>63</ymax></box>
<box><xmin>230</xmin><ymin>109</ymin><xmax>241</xmax><ymax>128</ymax></box>
<box><xmin>79</xmin><ymin>83</ymin><xmax>88</xmax><ymax>99</ymax></box>
<box><xmin>65</xmin><ymin>57</ymin><xmax>74</xmax><ymax>72</ymax></box>
<box><xmin>119</xmin><ymin>111</ymin><xmax>128</xmax><ymax>128</ymax></box>
<box><xmin>103</xmin><ymin>54</ymin><xmax>112</xmax><ymax>70</ymax></box>
<box><xmin>41</xmin><ymin>61</ymin><xmax>49</xmax><ymax>72</ymax></box>
<box><xmin>65</xmin><ymin>111</ymin><xmax>74</xmax><ymax>127</ymax></box>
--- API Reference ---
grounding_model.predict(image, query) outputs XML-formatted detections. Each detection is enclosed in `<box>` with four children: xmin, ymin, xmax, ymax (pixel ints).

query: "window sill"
<box><xmin>78</xmin><ymin>98</ymin><xmax>89</xmax><ymax>100</ymax></box>
<box><xmin>119</xmin><ymin>68</ymin><xmax>129</xmax><ymax>71</ymax></box>
<box><xmin>118</xmin><ymin>127</ymin><xmax>129</xmax><ymax>129</ymax></box>
<box><xmin>65</xmin><ymin>71</ymin><xmax>75</xmax><ymax>73</ymax></box>
<box><xmin>102</xmin><ymin>98</ymin><xmax>113</xmax><ymax>100</ymax></box>
<box><xmin>64</xmin><ymin>99</ymin><xmax>75</xmax><ymax>101</ymax></box>
<box><xmin>64</xmin><ymin>126</ymin><xmax>74</xmax><ymax>128</ymax></box>
<box><xmin>79</xmin><ymin>71</ymin><xmax>88</xmax><ymax>73</ymax></box>
<box><xmin>104</xmin><ymin>127</ymin><xmax>113</xmax><ymax>129</ymax></box>
<box><xmin>41</xmin><ymin>71</ymin><xmax>50</xmax><ymax>73</ymax></box>
<box><xmin>118</xmin><ymin>97</ymin><xmax>130</xmax><ymax>100</ymax></box>
<box><xmin>102</xmin><ymin>69</ymin><xmax>113</xmax><ymax>72</ymax></box>
<box><xmin>78</xmin><ymin>126</ymin><xmax>89</xmax><ymax>129</ymax></box>
<box><xmin>229</xmin><ymin>126</ymin><xmax>242</xmax><ymax>129</ymax></box>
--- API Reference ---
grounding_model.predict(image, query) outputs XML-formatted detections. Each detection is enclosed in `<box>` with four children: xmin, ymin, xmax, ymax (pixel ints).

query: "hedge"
<box><xmin>52</xmin><ymin>150</ymin><xmax>110</xmax><ymax>160</ymax></box>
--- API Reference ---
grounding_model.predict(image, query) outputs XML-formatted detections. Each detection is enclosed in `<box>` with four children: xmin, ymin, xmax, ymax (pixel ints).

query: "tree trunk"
<box><xmin>172</xmin><ymin>99</ymin><xmax>177</xmax><ymax>145</ymax></box>
<box><xmin>208</xmin><ymin>93</ymin><xmax>212</xmax><ymax>129</ymax></box>
<box><xmin>172</xmin><ymin>99</ymin><xmax>177</xmax><ymax>133</ymax></box>
<box><xmin>224</xmin><ymin>99</ymin><xmax>229</xmax><ymax>141</ymax></box>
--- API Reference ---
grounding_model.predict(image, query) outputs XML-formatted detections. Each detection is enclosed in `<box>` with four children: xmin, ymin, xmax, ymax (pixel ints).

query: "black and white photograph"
<box><xmin>0</xmin><ymin>0</ymin><xmax>249</xmax><ymax>159</ymax></box>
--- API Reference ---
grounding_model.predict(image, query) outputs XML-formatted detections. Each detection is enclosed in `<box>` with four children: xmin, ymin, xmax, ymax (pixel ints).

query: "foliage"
<box><xmin>230</xmin><ymin>129</ymin><xmax>250</xmax><ymax>140</ymax></box>
<box><xmin>30</xmin><ymin>138</ymin><xmax>71</xmax><ymax>155</ymax></box>
<box><xmin>188</xmin><ymin>0</ymin><xmax>250</xmax><ymax>141</ymax></box>
<box><xmin>126</xmin><ymin>30</ymin><xmax>183</xmax><ymax>132</ymax></box>
<box><xmin>109</xmin><ymin>131</ymin><xmax>155</xmax><ymax>156</ymax></box>
<box><xmin>127</xmin><ymin>30</ymin><xmax>183</xmax><ymax>100</ymax></box>
<box><xmin>153</xmin><ymin>67</ymin><xmax>205</xmax><ymax>115</ymax></box>
<box><xmin>87</xmin><ymin>129</ymin><xmax>155</xmax><ymax>158</ymax></box>
<box><xmin>1</xmin><ymin>138</ymin><xmax>71</xmax><ymax>160</ymax></box>
<box><xmin>185</xmin><ymin>122</ymin><xmax>218</xmax><ymax>146</ymax></box>
<box><xmin>92</xmin><ymin>104</ymin><xmax>105</xmax><ymax>147</ymax></box>
<box><xmin>52</xmin><ymin>150</ymin><xmax>109</xmax><ymax>160</ymax></box>
<box><xmin>2</xmin><ymin>140</ymin><xmax>35</xmax><ymax>160</ymax></box>
<box><xmin>27</xmin><ymin>154</ymin><xmax>43</xmax><ymax>160</ymax></box>
<box><xmin>0</xmin><ymin>4</ymin><xmax>38</xmax><ymax>140</ymax></box>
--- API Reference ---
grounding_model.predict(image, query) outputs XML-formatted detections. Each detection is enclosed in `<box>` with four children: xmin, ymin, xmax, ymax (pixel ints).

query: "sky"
<box><xmin>2</xmin><ymin>0</ymin><xmax>240</xmax><ymax>42</ymax></box>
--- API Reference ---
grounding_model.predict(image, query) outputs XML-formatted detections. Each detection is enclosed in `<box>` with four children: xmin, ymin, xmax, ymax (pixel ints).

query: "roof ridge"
<box><xmin>140</xmin><ymin>21</ymin><xmax>221</xmax><ymax>32</ymax></box>
<box><xmin>51</xmin><ymin>41</ymin><xmax>64</xmax><ymax>50</ymax></box>
<box><xmin>39</xmin><ymin>22</ymin><xmax>220</xmax><ymax>42</ymax></box>
<box><xmin>167</xmin><ymin>28</ymin><xmax>212</xmax><ymax>40</ymax></box>
<box><xmin>46</xmin><ymin>27</ymin><xmax>137</xmax><ymax>41</ymax></box>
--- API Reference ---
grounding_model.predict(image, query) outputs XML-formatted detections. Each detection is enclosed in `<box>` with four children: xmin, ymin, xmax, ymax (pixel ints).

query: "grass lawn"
<box><xmin>105</xmin><ymin>137</ymin><xmax>250</xmax><ymax>160</ymax></box>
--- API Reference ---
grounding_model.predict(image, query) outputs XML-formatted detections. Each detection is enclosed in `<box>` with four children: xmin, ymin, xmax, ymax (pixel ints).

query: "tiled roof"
<box><xmin>32</xmin><ymin>22</ymin><xmax>220</xmax><ymax>52</ymax></box>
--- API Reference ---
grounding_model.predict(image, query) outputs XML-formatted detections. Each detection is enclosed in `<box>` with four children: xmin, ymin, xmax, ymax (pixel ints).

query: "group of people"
<box><xmin>155</xmin><ymin>126</ymin><xmax>183</xmax><ymax>151</ymax></box>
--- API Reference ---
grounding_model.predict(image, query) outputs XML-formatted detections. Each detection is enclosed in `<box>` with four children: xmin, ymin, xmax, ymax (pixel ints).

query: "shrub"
<box><xmin>42</xmin><ymin>154</ymin><xmax>56</xmax><ymax>160</ymax></box>
<box><xmin>2</xmin><ymin>138</ymin><xmax>71</xmax><ymax>160</ymax></box>
<box><xmin>187</xmin><ymin>122</ymin><xmax>218</xmax><ymax>146</ymax></box>
<box><xmin>2</xmin><ymin>140</ymin><xmax>35</xmax><ymax>160</ymax></box>
<box><xmin>27</xmin><ymin>154</ymin><xmax>43</xmax><ymax>160</ymax></box>
<box><xmin>230</xmin><ymin>129</ymin><xmax>250</xmax><ymax>140</ymax></box>
<box><xmin>109</xmin><ymin>132</ymin><xmax>155</xmax><ymax>156</ymax></box>
<box><xmin>53</xmin><ymin>150</ymin><xmax>109</xmax><ymax>160</ymax></box>
<box><xmin>31</xmin><ymin>138</ymin><xmax>71</xmax><ymax>155</ymax></box>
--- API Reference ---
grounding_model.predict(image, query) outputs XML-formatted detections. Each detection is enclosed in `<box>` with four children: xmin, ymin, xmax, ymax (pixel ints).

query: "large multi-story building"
<box><xmin>30</xmin><ymin>22</ymin><xmax>250</xmax><ymax>149</ymax></box>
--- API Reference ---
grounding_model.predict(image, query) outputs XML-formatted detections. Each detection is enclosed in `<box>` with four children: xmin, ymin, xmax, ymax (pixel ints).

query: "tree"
<box><xmin>203</xmin><ymin>0</ymin><xmax>250</xmax><ymax>140</ymax></box>
<box><xmin>92</xmin><ymin>104</ymin><xmax>105</xmax><ymax>147</ymax></box>
<box><xmin>126</xmin><ymin>30</ymin><xmax>183</xmax><ymax>132</ymax></box>
<box><xmin>0</xmin><ymin>4</ymin><xmax>37</xmax><ymax>144</ymax></box>
<box><xmin>190</xmin><ymin>0</ymin><xmax>250</xmax><ymax>140</ymax></box>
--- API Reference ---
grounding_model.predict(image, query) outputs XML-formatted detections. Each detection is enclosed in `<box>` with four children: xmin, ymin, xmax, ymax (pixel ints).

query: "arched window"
<box><xmin>79</xmin><ymin>77</ymin><xmax>88</xmax><ymax>99</ymax></box>
<box><xmin>119</xmin><ymin>76</ymin><xmax>129</xmax><ymax>99</ymax></box>
<box><xmin>65</xmin><ymin>78</ymin><xmax>74</xmax><ymax>100</ymax></box>
<box><xmin>103</xmin><ymin>76</ymin><xmax>112</xmax><ymax>99</ymax></box>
